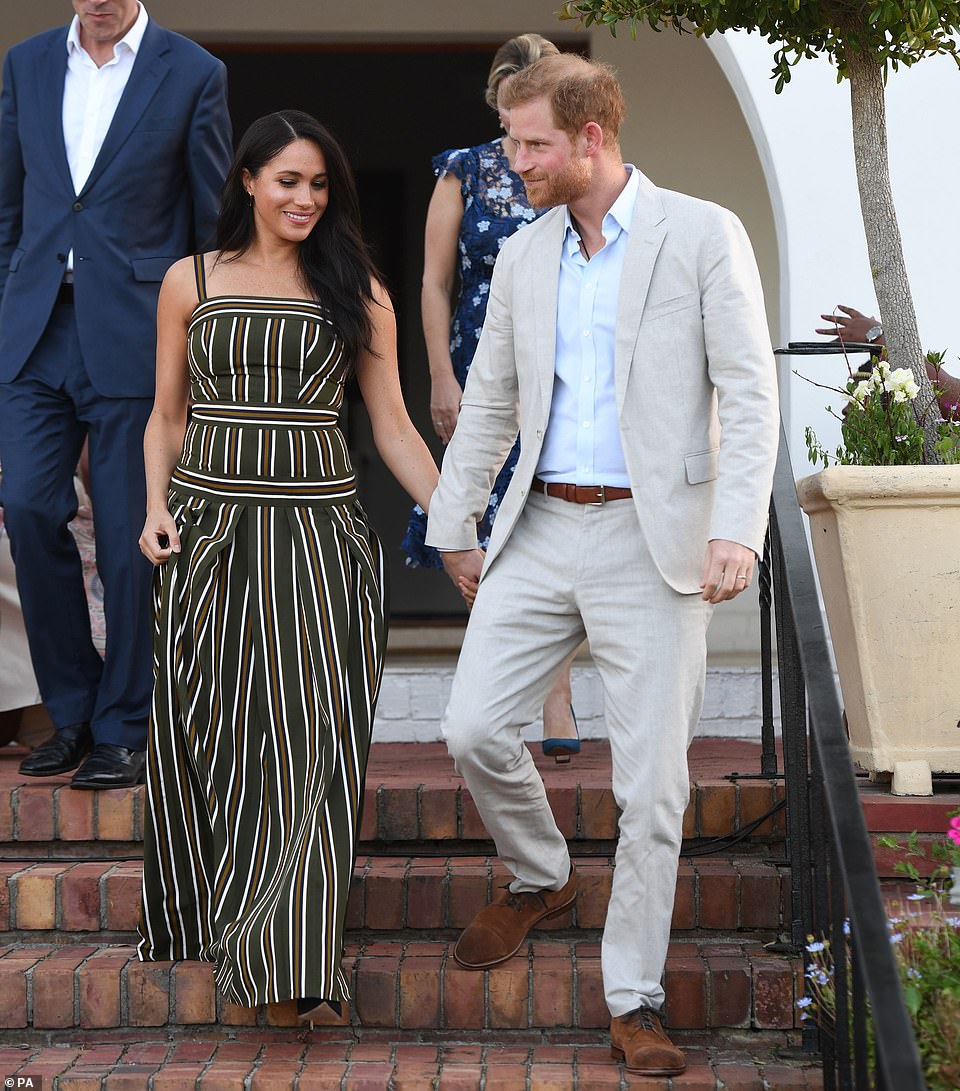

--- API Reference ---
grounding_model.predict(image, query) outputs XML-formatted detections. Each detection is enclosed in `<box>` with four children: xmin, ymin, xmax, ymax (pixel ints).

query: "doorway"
<box><xmin>206</xmin><ymin>42</ymin><xmax>538</xmax><ymax>618</ymax></box>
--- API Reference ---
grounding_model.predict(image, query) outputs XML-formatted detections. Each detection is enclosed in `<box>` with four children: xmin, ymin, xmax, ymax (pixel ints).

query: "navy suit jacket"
<box><xmin>0</xmin><ymin>19</ymin><xmax>231</xmax><ymax>397</ymax></box>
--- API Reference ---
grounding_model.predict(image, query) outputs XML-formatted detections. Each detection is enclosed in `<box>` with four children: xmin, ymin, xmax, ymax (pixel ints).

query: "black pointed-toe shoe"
<box><xmin>70</xmin><ymin>744</ymin><xmax>146</xmax><ymax>790</ymax></box>
<box><xmin>19</xmin><ymin>723</ymin><xmax>93</xmax><ymax>777</ymax></box>
<box><xmin>296</xmin><ymin>997</ymin><xmax>344</xmax><ymax>1027</ymax></box>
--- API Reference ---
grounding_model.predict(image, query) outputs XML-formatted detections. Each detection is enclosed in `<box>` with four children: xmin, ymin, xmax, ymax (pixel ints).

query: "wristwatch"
<box><xmin>865</xmin><ymin>324</ymin><xmax>883</xmax><ymax>343</ymax></box>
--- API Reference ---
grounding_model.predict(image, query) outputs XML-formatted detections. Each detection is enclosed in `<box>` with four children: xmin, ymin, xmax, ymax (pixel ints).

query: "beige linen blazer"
<box><xmin>425</xmin><ymin>170</ymin><xmax>780</xmax><ymax>594</ymax></box>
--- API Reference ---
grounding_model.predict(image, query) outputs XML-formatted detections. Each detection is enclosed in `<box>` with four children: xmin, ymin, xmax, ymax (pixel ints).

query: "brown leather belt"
<box><xmin>531</xmin><ymin>477</ymin><xmax>632</xmax><ymax>505</ymax></box>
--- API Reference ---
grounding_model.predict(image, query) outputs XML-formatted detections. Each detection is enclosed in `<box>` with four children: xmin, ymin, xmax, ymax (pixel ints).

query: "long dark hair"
<box><xmin>216</xmin><ymin>110</ymin><xmax>381</xmax><ymax>367</ymax></box>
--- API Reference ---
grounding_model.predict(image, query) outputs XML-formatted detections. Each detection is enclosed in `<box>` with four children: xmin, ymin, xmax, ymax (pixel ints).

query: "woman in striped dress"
<box><xmin>137</xmin><ymin>111</ymin><xmax>439</xmax><ymax>1022</ymax></box>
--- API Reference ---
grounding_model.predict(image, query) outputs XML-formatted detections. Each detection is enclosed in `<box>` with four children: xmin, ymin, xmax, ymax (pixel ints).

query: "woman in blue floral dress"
<box><xmin>402</xmin><ymin>34</ymin><xmax>580</xmax><ymax>760</ymax></box>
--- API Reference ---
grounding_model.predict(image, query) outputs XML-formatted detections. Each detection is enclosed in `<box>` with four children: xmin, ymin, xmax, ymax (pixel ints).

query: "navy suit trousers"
<box><xmin>0</xmin><ymin>301</ymin><xmax>153</xmax><ymax>748</ymax></box>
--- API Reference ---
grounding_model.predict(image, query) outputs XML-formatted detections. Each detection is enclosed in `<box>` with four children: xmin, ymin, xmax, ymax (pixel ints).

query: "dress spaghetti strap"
<box><xmin>193</xmin><ymin>253</ymin><xmax>207</xmax><ymax>303</ymax></box>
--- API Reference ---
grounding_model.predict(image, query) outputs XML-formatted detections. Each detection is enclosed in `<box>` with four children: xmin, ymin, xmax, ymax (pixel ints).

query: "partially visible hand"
<box><xmin>430</xmin><ymin>372</ymin><xmax>462</xmax><ymax>444</ymax></box>
<box><xmin>700</xmin><ymin>539</ymin><xmax>756</xmax><ymax>604</ymax></box>
<box><xmin>457</xmin><ymin>575</ymin><xmax>480</xmax><ymax>608</ymax></box>
<box><xmin>139</xmin><ymin>509</ymin><xmax>180</xmax><ymax>566</ymax></box>
<box><xmin>440</xmin><ymin>548</ymin><xmax>484</xmax><ymax>607</ymax></box>
<box><xmin>815</xmin><ymin>304</ymin><xmax>881</xmax><ymax>345</ymax></box>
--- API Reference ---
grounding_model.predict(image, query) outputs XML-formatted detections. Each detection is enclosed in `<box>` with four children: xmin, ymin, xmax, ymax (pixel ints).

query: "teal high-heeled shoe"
<box><xmin>542</xmin><ymin>705</ymin><xmax>580</xmax><ymax>764</ymax></box>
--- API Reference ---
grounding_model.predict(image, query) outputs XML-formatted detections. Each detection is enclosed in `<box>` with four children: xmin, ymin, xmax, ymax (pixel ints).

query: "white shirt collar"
<box><xmin>563</xmin><ymin>164</ymin><xmax>641</xmax><ymax>254</ymax></box>
<box><xmin>67</xmin><ymin>3</ymin><xmax>149</xmax><ymax>61</ymax></box>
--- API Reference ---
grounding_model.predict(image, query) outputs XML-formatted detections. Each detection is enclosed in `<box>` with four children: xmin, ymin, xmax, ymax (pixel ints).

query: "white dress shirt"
<box><xmin>535</xmin><ymin>164</ymin><xmax>641</xmax><ymax>488</ymax></box>
<box><xmin>62</xmin><ymin>2</ymin><xmax>148</xmax><ymax>272</ymax></box>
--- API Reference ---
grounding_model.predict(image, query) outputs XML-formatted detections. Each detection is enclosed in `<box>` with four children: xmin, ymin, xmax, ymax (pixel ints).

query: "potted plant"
<box><xmin>796</xmin><ymin>356</ymin><xmax>960</xmax><ymax>792</ymax></box>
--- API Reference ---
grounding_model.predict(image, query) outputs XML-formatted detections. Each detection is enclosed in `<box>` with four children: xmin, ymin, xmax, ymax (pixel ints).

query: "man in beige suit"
<box><xmin>425</xmin><ymin>55</ymin><xmax>779</xmax><ymax>1076</ymax></box>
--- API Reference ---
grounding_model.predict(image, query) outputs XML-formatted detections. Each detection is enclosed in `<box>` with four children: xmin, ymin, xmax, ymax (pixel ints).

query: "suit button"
<box><xmin>57</xmin><ymin>253</ymin><xmax>66</xmax><ymax>263</ymax></box>
<box><xmin>72</xmin><ymin>201</ymin><xmax>83</xmax><ymax>211</ymax></box>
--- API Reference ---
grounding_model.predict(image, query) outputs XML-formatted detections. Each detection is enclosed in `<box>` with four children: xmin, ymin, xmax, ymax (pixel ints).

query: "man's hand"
<box><xmin>440</xmin><ymin>548</ymin><xmax>485</xmax><ymax>608</ymax></box>
<box><xmin>700</xmin><ymin>539</ymin><xmax>756</xmax><ymax>603</ymax></box>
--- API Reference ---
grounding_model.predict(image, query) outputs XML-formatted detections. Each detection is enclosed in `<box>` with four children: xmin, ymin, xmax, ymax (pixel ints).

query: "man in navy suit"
<box><xmin>0</xmin><ymin>2</ymin><xmax>231</xmax><ymax>788</ymax></box>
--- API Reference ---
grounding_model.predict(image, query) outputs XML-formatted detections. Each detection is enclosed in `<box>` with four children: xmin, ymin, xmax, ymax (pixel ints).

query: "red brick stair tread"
<box><xmin>0</xmin><ymin>938</ymin><xmax>802</xmax><ymax>1033</ymax></box>
<box><xmin>0</xmin><ymin>856</ymin><xmax>786</xmax><ymax>937</ymax></box>
<box><xmin>0</xmin><ymin>1040</ymin><xmax>822</xmax><ymax>1089</ymax></box>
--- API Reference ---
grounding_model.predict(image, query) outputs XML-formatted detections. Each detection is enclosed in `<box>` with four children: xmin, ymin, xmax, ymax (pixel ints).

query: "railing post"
<box><xmin>771</xmin><ymin>508</ymin><xmax>812</xmax><ymax>953</ymax></box>
<box><xmin>757</xmin><ymin>532</ymin><xmax>779</xmax><ymax>776</ymax></box>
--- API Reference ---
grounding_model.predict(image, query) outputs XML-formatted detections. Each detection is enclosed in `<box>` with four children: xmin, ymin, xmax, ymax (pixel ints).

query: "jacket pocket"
<box><xmin>131</xmin><ymin>257</ymin><xmax>179</xmax><ymax>283</ymax></box>
<box><xmin>8</xmin><ymin>248</ymin><xmax>24</xmax><ymax>273</ymax></box>
<box><xmin>684</xmin><ymin>447</ymin><xmax>719</xmax><ymax>484</ymax></box>
<box><xmin>642</xmin><ymin>290</ymin><xmax>699</xmax><ymax>323</ymax></box>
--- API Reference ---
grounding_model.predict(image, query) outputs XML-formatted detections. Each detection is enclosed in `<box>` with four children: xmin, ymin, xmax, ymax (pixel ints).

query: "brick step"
<box><xmin>0</xmin><ymin>937</ymin><xmax>803</xmax><ymax>1035</ymax></box>
<box><xmin>0</xmin><ymin>857</ymin><xmax>786</xmax><ymax>941</ymax></box>
<box><xmin>0</xmin><ymin>744</ymin><xmax>786</xmax><ymax>853</ymax></box>
<box><xmin>0</xmin><ymin>1039</ymin><xmax>823</xmax><ymax>1090</ymax></box>
<box><xmin>4</xmin><ymin>748</ymin><xmax>955</xmax><ymax>854</ymax></box>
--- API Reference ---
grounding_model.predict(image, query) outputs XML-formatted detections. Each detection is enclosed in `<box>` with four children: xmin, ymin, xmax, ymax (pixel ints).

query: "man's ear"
<box><xmin>582</xmin><ymin>121</ymin><xmax>604</xmax><ymax>158</ymax></box>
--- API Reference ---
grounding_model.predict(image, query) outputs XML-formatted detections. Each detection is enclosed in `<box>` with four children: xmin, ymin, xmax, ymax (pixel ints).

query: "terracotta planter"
<box><xmin>796</xmin><ymin>466</ymin><xmax>960</xmax><ymax>791</ymax></box>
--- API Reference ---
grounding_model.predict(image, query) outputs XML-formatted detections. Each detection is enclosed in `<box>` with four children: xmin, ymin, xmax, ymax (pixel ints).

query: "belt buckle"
<box><xmin>588</xmin><ymin>485</ymin><xmax>605</xmax><ymax>506</ymax></box>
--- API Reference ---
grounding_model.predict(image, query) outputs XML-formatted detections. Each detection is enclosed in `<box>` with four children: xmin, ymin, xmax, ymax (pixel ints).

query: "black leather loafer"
<box><xmin>70</xmin><ymin>744</ymin><xmax>146</xmax><ymax>790</ymax></box>
<box><xmin>19</xmin><ymin>723</ymin><xmax>93</xmax><ymax>777</ymax></box>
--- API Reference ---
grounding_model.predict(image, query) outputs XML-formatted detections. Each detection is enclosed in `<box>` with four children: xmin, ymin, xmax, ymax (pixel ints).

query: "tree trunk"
<box><xmin>845</xmin><ymin>46</ymin><xmax>941</xmax><ymax>462</ymax></box>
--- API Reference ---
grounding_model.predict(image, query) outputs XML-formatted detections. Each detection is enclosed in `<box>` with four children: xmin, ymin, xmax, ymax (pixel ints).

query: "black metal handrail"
<box><xmin>764</xmin><ymin>422</ymin><xmax>926</xmax><ymax>1089</ymax></box>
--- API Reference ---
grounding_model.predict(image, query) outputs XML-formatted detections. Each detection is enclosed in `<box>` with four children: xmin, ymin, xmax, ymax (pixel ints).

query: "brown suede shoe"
<box><xmin>453</xmin><ymin>864</ymin><xmax>577</xmax><ymax>969</ymax></box>
<box><xmin>610</xmin><ymin>1007</ymin><xmax>686</xmax><ymax>1075</ymax></box>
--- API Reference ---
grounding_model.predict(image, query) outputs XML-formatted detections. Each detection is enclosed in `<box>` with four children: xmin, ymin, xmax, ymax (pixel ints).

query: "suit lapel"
<box><xmin>615</xmin><ymin>174</ymin><xmax>667</xmax><ymax>411</ymax></box>
<box><xmin>78</xmin><ymin>20</ymin><xmax>170</xmax><ymax>198</ymax></box>
<box><xmin>38</xmin><ymin>32</ymin><xmax>73</xmax><ymax>194</ymax></box>
<box><xmin>532</xmin><ymin>209</ymin><xmax>565</xmax><ymax>412</ymax></box>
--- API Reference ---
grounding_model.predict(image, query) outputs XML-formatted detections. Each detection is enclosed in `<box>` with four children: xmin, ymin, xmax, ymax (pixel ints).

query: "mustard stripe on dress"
<box><xmin>138</xmin><ymin>257</ymin><xmax>387</xmax><ymax>1007</ymax></box>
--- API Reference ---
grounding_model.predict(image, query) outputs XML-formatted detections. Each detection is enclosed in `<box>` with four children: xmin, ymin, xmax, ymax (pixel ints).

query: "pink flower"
<box><xmin>950</xmin><ymin>816</ymin><xmax>960</xmax><ymax>830</ymax></box>
<box><xmin>949</xmin><ymin>829</ymin><xmax>960</xmax><ymax>846</ymax></box>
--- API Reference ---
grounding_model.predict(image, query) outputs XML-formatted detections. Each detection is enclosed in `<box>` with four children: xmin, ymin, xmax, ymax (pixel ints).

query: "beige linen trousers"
<box><xmin>426</xmin><ymin>170</ymin><xmax>780</xmax><ymax>1016</ymax></box>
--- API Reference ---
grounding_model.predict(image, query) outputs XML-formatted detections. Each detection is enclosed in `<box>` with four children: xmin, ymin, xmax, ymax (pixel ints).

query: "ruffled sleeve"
<box><xmin>432</xmin><ymin>147</ymin><xmax>476</xmax><ymax>182</ymax></box>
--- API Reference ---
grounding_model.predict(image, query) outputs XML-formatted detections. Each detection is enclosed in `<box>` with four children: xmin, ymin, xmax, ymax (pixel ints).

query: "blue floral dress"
<box><xmin>402</xmin><ymin>140</ymin><xmax>544</xmax><ymax>568</ymax></box>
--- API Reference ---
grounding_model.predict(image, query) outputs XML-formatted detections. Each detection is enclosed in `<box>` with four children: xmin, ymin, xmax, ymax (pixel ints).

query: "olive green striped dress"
<box><xmin>138</xmin><ymin>257</ymin><xmax>387</xmax><ymax>1008</ymax></box>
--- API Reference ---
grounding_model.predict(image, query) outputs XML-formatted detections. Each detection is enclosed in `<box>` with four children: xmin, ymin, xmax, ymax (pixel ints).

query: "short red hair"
<box><xmin>501</xmin><ymin>54</ymin><xmax>626</xmax><ymax>141</ymax></box>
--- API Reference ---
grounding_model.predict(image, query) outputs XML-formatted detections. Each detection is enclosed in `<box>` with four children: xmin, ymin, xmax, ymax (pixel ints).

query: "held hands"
<box><xmin>700</xmin><ymin>539</ymin><xmax>756</xmax><ymax>604</ymax></box>
<box><xmin>430</xmin><ymin>371</ymin><xmax>462</xmax><ymax>444</ymax></box>
<box><xmin>139</xmin><ymin>509</ymin><xmax>181</xmax><ymax>566</ymax></box>
<box><xmin>440</xmin><ymin>548</ymin><xmax>484</xmax><ymax>608</ymax></box>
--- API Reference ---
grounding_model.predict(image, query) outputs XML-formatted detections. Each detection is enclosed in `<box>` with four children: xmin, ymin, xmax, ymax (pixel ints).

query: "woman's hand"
<box><xmin>457</xmin><ymin>574</ymin><xmax>479</xmax><ymax>608</ymax></box>
<box><xmin>421</xmin><ymin>174</ymin><xmax>464</xmax><ymax>444</ymax></box>
<box><xmin>430</xmin><ymin>370</ymin><xmax>462</xmax><ymax>444</ymax></box>
<box><xmin>815</xmin><ymin>305</ymin><xmax>881</xmax><ymax>345</ymax></box>
<box><xmin>139</xmin><ymin>509</ymin><xmax>181</xmax><ymax>566</ymax></box>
